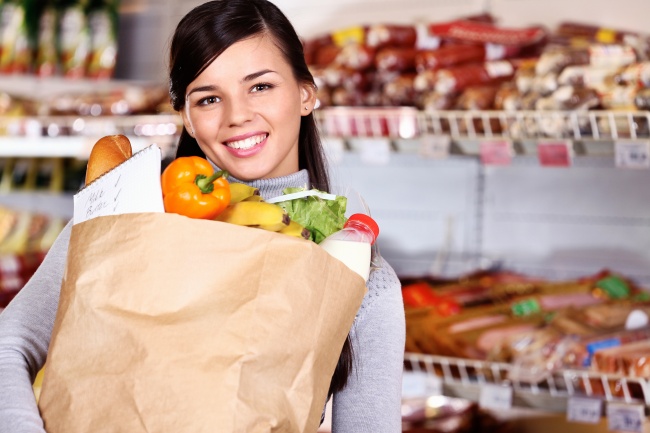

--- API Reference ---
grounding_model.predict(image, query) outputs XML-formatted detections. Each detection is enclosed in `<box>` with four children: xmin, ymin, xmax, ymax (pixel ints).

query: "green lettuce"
<box><xmin>276</xmin><ymin>188</ymin><xmax>347</xmax><ymax>244</ymax></box>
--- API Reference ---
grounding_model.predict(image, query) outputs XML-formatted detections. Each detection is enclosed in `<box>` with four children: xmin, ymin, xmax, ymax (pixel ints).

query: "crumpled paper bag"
<box><xmin>38</xmin><ymin>212</ymin><xmax>366</xmax><ymax>433</ymax></box>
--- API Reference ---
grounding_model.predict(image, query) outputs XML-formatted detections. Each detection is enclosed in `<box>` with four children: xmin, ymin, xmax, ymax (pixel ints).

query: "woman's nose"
<box><xmin>224</xmin><ymin>97</ymin><xmax>253</xmax><ymax>127</ymax></box>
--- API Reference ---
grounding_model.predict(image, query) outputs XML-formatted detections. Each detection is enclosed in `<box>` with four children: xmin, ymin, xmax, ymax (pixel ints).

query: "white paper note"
<box><xmin>73</xmin><ymin>144</ymin><xmax>164</xmax><ymax>225</ymax></box>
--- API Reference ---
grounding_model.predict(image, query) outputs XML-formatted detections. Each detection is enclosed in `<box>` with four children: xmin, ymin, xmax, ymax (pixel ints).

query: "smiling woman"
<box><xmin>179</xmin><ymin>35</ymin><xmax>315</xmax><ymax>180</ymax></box>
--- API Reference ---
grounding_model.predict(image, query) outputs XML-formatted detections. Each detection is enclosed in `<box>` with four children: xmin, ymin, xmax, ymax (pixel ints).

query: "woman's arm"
<box><xmin>0</xmin><ymin>221</ymin><xmax>71</xmax><ymax>433</ymax></box>
<box><xmin>331</xmin><ymin>257</ymin><xmax>405</xmax><ymax>433</ymax></box>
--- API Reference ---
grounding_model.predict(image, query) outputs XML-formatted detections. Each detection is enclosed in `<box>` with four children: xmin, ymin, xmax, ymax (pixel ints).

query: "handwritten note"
<box><xmin>73</xmin><ymin>144</ymin><xmax>164</xmax><ymax>225</ymax></box>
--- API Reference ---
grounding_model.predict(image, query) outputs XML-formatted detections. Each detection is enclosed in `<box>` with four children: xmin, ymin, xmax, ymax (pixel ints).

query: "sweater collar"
<box><xmin>206</xmin><ymin>159</ymin><xmax>310</xmax><ymax>200</ymax></box>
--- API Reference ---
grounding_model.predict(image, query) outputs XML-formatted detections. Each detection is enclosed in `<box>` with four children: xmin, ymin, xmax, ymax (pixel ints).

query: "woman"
<box><xmin>0</xmin><ymin>1</ymin><xmax>405</xmax><ymax>432</ymax></box>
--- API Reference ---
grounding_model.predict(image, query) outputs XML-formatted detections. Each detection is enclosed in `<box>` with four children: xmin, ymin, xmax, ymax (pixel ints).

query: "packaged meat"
<box><xmin>455</xmin><ymin>85</ymin><xmax>500</xmax><ymax>110</ymax></box>
<box><xmin>557</xmin><ymin>65</ymin><xmax>619</xmax><ymax>92</ymax></box>
<box><xmin>365</xmin><ymin>24</ymin><xmax>417</xmax><ymax>49</ymax></box>
<box><xmin>494</xmin><ymin>82</ymin><xmax>522</xmax><ymax>111</ymax></box>
<box><xmin>589</xmin><ymin>44</ymin><xmax>637</xmax><ymax>69</ymax></box>
<box><xmin>435</xmin><ymin>60</ymin><xmax>516</xmax><ymax>95</ymax></box>
<box><xmin>310</xmin><ymin>43</ymin><xmax>342</xmax><ymax>67</ymax></box>
<box><xmin>303</xmin><ymin>34</ymin><xmax>333</xmax><ymax>66</ymax></box>
<box><xmin>534</xmin><ymin>85</ymin><xmax>600</xmax><ymax>113</ymax></box>
<box><xmin>330</xmin><ymin>25</ymin><xmax>367</xmax><ymax>47</ymax></box>
<box><xmin>421</xmin><ymin>91</ymin><xmax>457</xmax><ymax>111</ymax></box>
<box><xmin>600</xmin><ymin>84</ymin><xmax>638</xmax><ymax>110</ymax></box>
<box><xmin>514</xmin><ymin>59</ymin><xmax>538</xmax><ymax>94</ymax></box>
<box><xmin>383</xmin><ymin>74</ymin><xmax>418</xmax><ymax>106</ymax></box>
<box><xmin>535</xmin><ymin>46</ymin><xmax>590</xmax><ymax>76</ymax></box>
<box><xmin>414</xmin><ymin>44</ymin><xmax>486</xmax><ymax>73</ymax></box>
<box><xmin>530</xmin><ymin>72</ymin><xmax>559</xmax><ymax>96</ymax></box>
<box><xmin>556</xmin><ymin>21</ymin><xmax>636</xmax><ymax>44</ymax></box>
<box><xmin>374</xmin><ymin>47</ymin><xmax>418</xmax><ymax>72</ymax></box>
<box><xmin>334</xmin><ymin>44</ymin><xmax>376</xmax><ymax>71</ymax></box>
<box><xmin>428</xmin><ymin>19</ymin><xmax>547</xmax><ymax>47</ymax></box>
<box><xmin>413</xmin><ymin>70</ymin><xmax>437</xmax><ymax>93</ymax></box>
<box><xmin>615</xmin><ymin>61</ymin><xmax>650</xmax><ymax>87</ymax></box>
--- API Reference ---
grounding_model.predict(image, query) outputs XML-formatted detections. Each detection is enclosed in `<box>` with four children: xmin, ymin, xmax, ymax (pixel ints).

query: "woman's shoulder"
<box><xmin>356</xmin><ymin>254</ymin><xmax>402</xmax><ymax>320</ymax></box>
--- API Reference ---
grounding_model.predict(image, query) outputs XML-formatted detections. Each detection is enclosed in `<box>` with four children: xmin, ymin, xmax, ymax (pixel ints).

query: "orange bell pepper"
<box><xmin>161</xmin><ymin>156</ymin><xmax>231</xmax><ymax>220</ymax></box>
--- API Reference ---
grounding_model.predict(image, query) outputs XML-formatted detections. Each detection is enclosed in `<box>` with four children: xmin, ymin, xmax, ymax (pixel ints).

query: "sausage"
<box><xmin>374</xmin><ymin>47</ymin><xmax>418</xmax><ymax>72</ymax></box>
<box><xmin>435</xmin><ymin>60</ymin><xmax>516</xmax><ymax>95</ymax></box>
<box><xmin>383</xmin><ymin>74</ymin><xmax>417</xmax><ymax>106</ymax></box>
<box><xmin>334</xmin><ymin>44</ymin><xmax>376</xmax><ymax>71</ymax></box>
<box><xmin>366</xmin><ymin>24</ymin><xmax>417</xmax><ymax>49</ymax></box>
<box><xmin>415</xmin><ymin>44</ymin><xmax>486</xmax><ymax>73</ymax></box>
<box><xmin>535</xmin><ymin>46</ymin><xmax>590</xmax><ymax>76</ymax></box>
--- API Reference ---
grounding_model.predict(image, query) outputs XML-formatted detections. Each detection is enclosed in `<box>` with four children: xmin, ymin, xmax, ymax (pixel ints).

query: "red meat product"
<box><xmin>303</xmin><ymin>34</ymin><xmax>334</xmax><ymax>65</ymax></box>
<box><xmin>375</xmin><ymin>47</ymin><xmax>418</xmax><ymax>72</ymax></box>
<box><xmin>556</xmin><ymin>22</ymin><xmax>637</xmax><ymax>44</ymax></box>
<box><xmin>456</xmin><ymin>85</ymin><xmax>500</xmax><ymax>110</ymax></box>
<box><xmin>428</xmin><ymin>19</ymin><xmax>547</xmax><ymax>47</ymax></box>
<box><xmin>413</xmin><ymin>70</ymin><xmax>437</xmax><ymax>93</ymax></box>
<box><xmin>535</xmin><ymin>46</ymin><xmax>590</xmax><ymax>76</ymax></box>
<box><xmin>435</xmin><ymin>60</ymin><xmax>516</xmax><ymax>95</ymax></box>
<box><xmin>366</xmin><ymin>24</ymin><xmax>417</xmax><ymax>49</ymax></box>
<box><xmin>334</xmin><ymin>44</ymin><xmax>376</xmax><ymax>71</ymax></box>
<box><xmin>311</xmin><ymin>44</ymin><xmax>342</xmax><ymax>67</ymax></box>
<box><xmin>383</xmin><ymin>73</ymin><xmax>417</xmax><ymax>106</ymax></box>
<box><xmin>415</xmin><ymin>44</ymin><xmax>486</xmax><ymax>73</ymax></box>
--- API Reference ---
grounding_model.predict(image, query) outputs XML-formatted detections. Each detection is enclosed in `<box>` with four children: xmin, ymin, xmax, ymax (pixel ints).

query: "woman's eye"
<box><xmin>251</xmin><ymin>83</ymin><xmax>273</xmax><ymax>93</ymax></box>
<box><xmin>198</xmin><ymin>96</ymin><xmax>220</xmax><ymax>106</ymax></box>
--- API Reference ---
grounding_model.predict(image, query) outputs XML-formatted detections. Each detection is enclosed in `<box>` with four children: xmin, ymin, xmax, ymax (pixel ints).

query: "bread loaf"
<box><xmin>85</xmin><ymin>135</ymin><xmax>132</xmax><ymax>185</ymax></box>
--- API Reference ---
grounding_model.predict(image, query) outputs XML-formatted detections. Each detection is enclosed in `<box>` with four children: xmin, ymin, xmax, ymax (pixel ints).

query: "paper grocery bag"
<box><xmin>38</xmin><ymin>212</ymin><xmax>367</xmax><ymax>433</ymax></box>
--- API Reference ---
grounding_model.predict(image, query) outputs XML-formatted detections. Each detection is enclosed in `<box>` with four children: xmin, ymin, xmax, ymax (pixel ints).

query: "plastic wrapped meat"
<box><xmin>415</xmin><ymin>44</ymin><xmax>486</xmax><ymax>73</ymax></box>
<box><xmin>365</xmin><ymin>24</ymin><xmax>417</xmax><ymax>49</ymax></box>
<box><xmin>375</xmin><ymin>47</ymin><xmax>418</xmax><ymax>72</ymax></box>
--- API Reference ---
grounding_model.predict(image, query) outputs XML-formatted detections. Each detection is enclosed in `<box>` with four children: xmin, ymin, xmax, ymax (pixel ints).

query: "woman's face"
<box><xmin>181</xmin><ymin>35</ymin><xmax>316</xmax><ymax>181</ymax></box>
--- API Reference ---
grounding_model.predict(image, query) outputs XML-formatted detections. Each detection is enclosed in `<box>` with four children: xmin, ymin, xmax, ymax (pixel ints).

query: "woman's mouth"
<box><xmin>225</xmin><ymin>133</ymin><xmax>268</xmax><ymax>150</ymax></box>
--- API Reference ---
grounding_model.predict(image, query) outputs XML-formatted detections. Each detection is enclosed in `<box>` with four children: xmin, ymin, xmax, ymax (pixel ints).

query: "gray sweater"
<box><xmin>0</xmin><ymin>169</ymin><xmax>405</xmax><ymax>433</ymax></box>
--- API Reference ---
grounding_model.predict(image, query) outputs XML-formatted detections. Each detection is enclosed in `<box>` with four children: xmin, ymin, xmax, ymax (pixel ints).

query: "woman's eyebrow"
<box><xmin>186</xmin><ymin>85</ymin><xmax>218</xmax><ymax>98</ymax></box>
<box><xmin>243</xmin><ymin>69</ymin><xmax>277</xmax><ymax>82</ymax></box>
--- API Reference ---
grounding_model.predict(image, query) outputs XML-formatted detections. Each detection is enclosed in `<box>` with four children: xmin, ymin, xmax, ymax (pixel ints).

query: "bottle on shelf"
<box><xmin>319</xmin><ymin>213</ymin><xmax>379</xmax><ymax>282</ymax></box>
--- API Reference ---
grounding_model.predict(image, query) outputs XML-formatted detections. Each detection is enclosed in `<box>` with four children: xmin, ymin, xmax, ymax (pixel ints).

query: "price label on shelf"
<box><xmin>537</xmin><ymin>140</ymin><xmax>573</xmax><ymax>167</ymax></box>
<box><xmin>419</xmin><ymin>134</ymin><xmax>451</xmax><ymax>159</ymax></box>
<box><xmin>567</xmin><ymin>397</ymin><xmax>602</xmax><ymax>424</ymax></box>
<box><xmin>615</xmin><ymin>140</ymin><xmax>650</xmax><ymax>169</ymax></box>
<box><xmin>358</xmin><ymin>138</ymin><xmax>391</xmax><ymax>166</ymax></box>
<box><xmin>607</xmin><ymin>403</ymin><xmax>645</xmax><ymax>432</ymax></box>
<box><xmin>479</xmin><ymin>384</ymin><xmax>513</xmax><ymax>411</ymax></box>
<box><xmin>479</xmin><ymin>140</ymin><xmax>513</xmax><ymax>166</ymax></box>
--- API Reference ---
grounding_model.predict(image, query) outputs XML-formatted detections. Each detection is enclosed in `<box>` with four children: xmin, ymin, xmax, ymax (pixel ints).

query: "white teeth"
<box><xmin>226</xmin><ymin>134</ymin><xmax>266</xmax><ymax>149</ymax></box>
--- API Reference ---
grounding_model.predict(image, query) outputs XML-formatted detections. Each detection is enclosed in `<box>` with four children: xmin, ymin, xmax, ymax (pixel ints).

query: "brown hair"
<box><xmin>168</xmin><ymin>0</ymin><xmax>353</xmax><ymax>394</ymax></box>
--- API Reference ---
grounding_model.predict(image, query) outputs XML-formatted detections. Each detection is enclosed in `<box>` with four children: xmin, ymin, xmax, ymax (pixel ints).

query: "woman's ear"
<box><xmin>300</xmin><ymin>83</ymin><xmax>317</xmax><ymax>116</ymax></box>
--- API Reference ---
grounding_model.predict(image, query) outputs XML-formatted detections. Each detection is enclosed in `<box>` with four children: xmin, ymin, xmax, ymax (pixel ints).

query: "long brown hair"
<box><xmin>168</xmin><ymin>0</ymin><xmax>353</xmax><ymax>394</ymax></box>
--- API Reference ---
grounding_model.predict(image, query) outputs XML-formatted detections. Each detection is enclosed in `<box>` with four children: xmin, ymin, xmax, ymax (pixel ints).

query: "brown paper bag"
<box><xmin>38</xmin><ymin>212</ymin><xmax>366</xmax><ymax>433</ymax></box>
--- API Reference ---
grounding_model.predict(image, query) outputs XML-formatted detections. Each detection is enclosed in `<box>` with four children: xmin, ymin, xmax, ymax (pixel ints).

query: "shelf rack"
<box><xmin>313</xmin><ymin>108</ymin><xmax>650</xmax><ymax>142</ymax></box>
<box><xmin>0</xmin><ymin>109</ymin><xmax>648</xmax><ymax>159</ymax></box>
<box><xmin>404</xmin><ymin>352</ymin><xmax>650</xmax><ymax>413</ymax></box>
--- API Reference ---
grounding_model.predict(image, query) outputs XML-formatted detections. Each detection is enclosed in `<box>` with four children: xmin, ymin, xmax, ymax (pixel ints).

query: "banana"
<box><xmin>278</xmin><ymin>220</ymin><xmax>311</xmax><ymax>240</ymax></box>
<box><xmin>242</xmin><ymin>194</ymin><xmax>264</xmax><ymax>202</ymax></box>
<box><xmin>229</xmin><ymin>182</ymin><xmax>260</xmax><ymax>203</ymax></box>
<box><xmin>215</xmin><ymin>201</ymin><xmax>289</xmax><ymax>229</ymax></box>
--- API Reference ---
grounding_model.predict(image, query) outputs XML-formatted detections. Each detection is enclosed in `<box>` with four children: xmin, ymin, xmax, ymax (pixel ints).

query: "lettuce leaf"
<box><xmin>275</xmin><ymin>188</ymin><xmax>347</xmax><ymax>244</ymax></box>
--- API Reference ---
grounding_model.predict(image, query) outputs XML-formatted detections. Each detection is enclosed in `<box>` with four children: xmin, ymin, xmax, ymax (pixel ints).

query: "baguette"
<box><xmin>85</xmin><ymin>135</ymin><xmax>132</xmax><ymax>185</ymax></box>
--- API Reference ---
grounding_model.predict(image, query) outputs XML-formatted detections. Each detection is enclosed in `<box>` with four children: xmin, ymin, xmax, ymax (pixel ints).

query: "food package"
<box><xmin>38</xmin><ymin>212</ymin><xmax>367</xmax><ymax>433</ymax></box>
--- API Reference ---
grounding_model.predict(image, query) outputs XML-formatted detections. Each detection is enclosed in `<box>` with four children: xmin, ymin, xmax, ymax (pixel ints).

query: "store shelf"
<box><xmin>314</xmin><ymin>108</ymin><xmax>650</xmax><ymax>144</ymax></box>
<box><xmin>404</xmin><ymin>352</ymin><xmax>650</xmax><ymax>414</ymax></box>
<box><xmin>1</xmin><ymin>109</ymin><xmax>649</xmax><ymax>159</ymax></box>
<box><xmin>0</xmin><ymin>114</ymin><xmax>182</xmax><ymax>159</ymax></box>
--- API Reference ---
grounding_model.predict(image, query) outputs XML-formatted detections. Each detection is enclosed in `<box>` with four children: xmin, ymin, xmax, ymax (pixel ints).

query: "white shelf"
<box><xmin>404</xmin><ymin>352</ymin><xmax>650</xmax><ymax>413</ymax></box>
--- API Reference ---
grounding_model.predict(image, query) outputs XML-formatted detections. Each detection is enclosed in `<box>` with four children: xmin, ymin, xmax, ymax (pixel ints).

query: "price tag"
<box><xmin>615</xmin><ymin>140</ymin><xmax>650</xmax><ymax>169</ymax></box>
<box><xmin>402</xmin><ymin>371</ymin><xmax>443</xmax><ymax>398</ymax></box>
<box><xmin>419</xmin><ymin>134</ymin><xmax>450</xmax><ymax>159</ymax></box>
<box><xmin>479</xmin><ymin>384</ymin><xmax>513</xmax><ymax>411</ymax></box>
<box><xmin>567</xmin><ymin>397</ymin><xmax>602</xmax><ymax>424</ymax></box>
<box><xmin>607</xmin><ymin>403</ymin><xmax>645</xmax><ymax>432</ymax></box>
<box><xmin>358</xmin><ymin>138</ymin><xmax>391</xmax><ymax>166</ymax></box>
<box><xmin>480</xmin><ymin>140</ymin><xmax>513</xmax><ymax>166</ymax></box>
<box><xmin>538</xmin><ymin>140</ymin><xmax>573</xmax><ymax>167</ymax></box>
